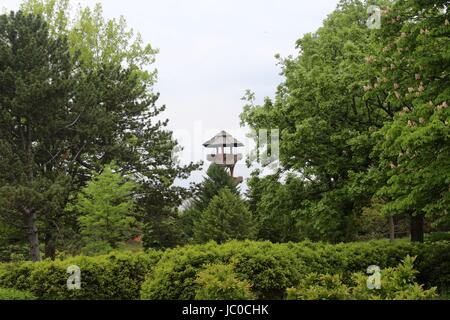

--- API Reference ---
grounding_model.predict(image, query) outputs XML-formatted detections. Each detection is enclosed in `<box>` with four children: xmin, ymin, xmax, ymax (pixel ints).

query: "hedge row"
<box><xmin>140</xmin><ymin>240</ymin><xmax>450</xmax><ymax>300</ymax></box>
<box><xmin>0</xmin><ymin>251</ymin><xmax>161</xmax><ymax>300</ymax></box>
<box><xmin>0</xmin><ymin>287</ymin><xmax>36</xmax><ymax>300</ymax></box>
<box><xmin>0</xmin><ymin>240</ymin><xmax>448</xmax><ymax>300</ymax></box>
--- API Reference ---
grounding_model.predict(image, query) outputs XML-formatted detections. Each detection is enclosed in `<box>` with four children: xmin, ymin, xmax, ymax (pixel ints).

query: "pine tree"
<box><xmin>194</xmin><ymin>188</ymin><xmax>256</xmax><ymax>244</ymax></box>
<box><xmin>0</xmin><ymin>11</ymin><xmax>74</xmax><ymax>261</ymax></box>
<box><xmin>194</xmin><ymin>164</ymin><xmax>239</xmax><ymax>212</ymax></box>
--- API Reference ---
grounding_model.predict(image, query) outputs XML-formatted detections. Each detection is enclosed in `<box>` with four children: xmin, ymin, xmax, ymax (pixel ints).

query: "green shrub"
<box><xmin>0</xmin><ymin>287</ymin><xmax>36</xmax><ymax>300</ymax></box>
<box><xmin>194</xmin><ymin>263</ymin><xmax>255</xmax><ymax>300</ymax></box>
<box><xmin>287</xmin><ymin>273</ymin><xmax>352</xmax><ymax>300</ymax></box>
<box><xmin>425</xmin><ymin>232</ymin><xmax>450</xmax><ymax>243</ymax></box>
<box><xmin>140</xmin><ymin>239</ymin><xmax>450</xmax><ymax>300</ymax></box>
<box><xmin>140</xmin><ymin>241</ymin><xmax>301</xmax><ymax>300</ymax></box>
<box><xmin>415</xmin><ymin>241</ymin><xmax>450</xmax><ymax>293</ymax></box>
<box><xmin>287</xmin><ymin>256</ymin><xmax>437</xmax><ymax>300</ymax></box>
<box><xmin>0</xmin><ymin>250</ymin><xmax>161</xmax><ymax>300</ymax></box>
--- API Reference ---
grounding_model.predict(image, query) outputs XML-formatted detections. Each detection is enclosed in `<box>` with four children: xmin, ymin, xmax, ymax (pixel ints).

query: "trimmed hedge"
<box><xmin>1</xmin><ymin>240</ymin><xmax>448</xmax><ymax>300</ymax></box>
<box><xmin>141</xmin><ymin>240</ymin><xmax>450</xmax><ymax>300</ymax></box>
<box><xmin>0</xmin><ymin>251</ymin><xmax>161</xmax><ymax>300</ymax></box>
<box><xmin>0</xmin><ymin>287</ymin><xmax>36</xmax><ymax>300</ymax></box>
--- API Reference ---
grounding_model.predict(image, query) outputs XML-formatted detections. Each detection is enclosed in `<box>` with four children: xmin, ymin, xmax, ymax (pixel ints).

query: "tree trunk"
<box><xmin>410</xmin><ymin>214</ymin><xmax>424</xmax><ymax>243</ymax></box>
<box><xmin>24</xmin><ymin>125</ymin><xmax>41</xmax><ymax>261</ymax></box>
<box><xmin>25</xmin><ymin>208</ymin><xmax>41</xmax><ymax>262</ymax></box>
<box><xmin>389</xmin><ymin>215</ymin><xmax>395</xmax><ymax>242</ymax></box>
<box><xmin>45</xmin><ymin>230</ymin><xmax>56</xmax><ymax>260</ymax></box>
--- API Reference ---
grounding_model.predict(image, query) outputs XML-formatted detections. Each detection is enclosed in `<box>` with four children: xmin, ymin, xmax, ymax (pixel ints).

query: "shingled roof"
<box><xmin>203</xmin><ymin>131</ymin><xmax>244</xmax><ymax>148</ymax></box>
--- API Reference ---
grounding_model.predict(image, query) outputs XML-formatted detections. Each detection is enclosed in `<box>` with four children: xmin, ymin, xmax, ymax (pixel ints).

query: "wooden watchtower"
<box><xmin>203</xmin><ymin>131</ymin><xmax>244</xmax><ymax>184</ymax></box>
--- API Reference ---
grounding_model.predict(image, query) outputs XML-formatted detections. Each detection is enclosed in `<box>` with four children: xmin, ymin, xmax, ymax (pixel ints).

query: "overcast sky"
<box><xmin>1</xmin><ymin>0</ymin><xmax>340</xmax><ymax>185</ymax></box>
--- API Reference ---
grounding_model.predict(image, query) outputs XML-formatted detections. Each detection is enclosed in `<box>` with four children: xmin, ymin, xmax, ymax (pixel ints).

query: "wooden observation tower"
<box><xmin>203</xmin><ymin>131</ymin><xmax>244</xmax><ymax>184</ymax></box>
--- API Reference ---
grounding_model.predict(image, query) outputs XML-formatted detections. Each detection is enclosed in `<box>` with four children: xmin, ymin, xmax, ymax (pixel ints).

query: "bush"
<box><xmin>140</xmin><ymin>240</ymin><xmax>450</xmax><ymax>300</ymax></box>
<box><xmin>287</xmin><ymin>273</ymin><xmax>352</xmax><ymax>300</ymax></box>
<box><xmin>0</xmin><ymin>287</ymin><xmax>36</xmax><ymax>300</ymax></box>
<box><xmin>140</xmin><ymin>241</ymin><xmax>301</xmax><ymax>300</ymax></box>
<box><xmin>194</xmin><ymin>263</ymin><xmax>255</xmax><ymax>300</ymax></box>
<box><xmin>425</xmin><ymin>232</ymin><xmax>450</xmax><ymax>243</ymax></box>
<box><xmin>415</xmin><ymin>241</ymin><xmax>450</xmax><ymax>293</ymax></box>
<box><xmin>287</xmin><ymin>256</ymin><xmax>437</xmax><ymax>300</ymax></box>
<box><xmin>0</xmin><ymin>250</ymin><xmax>161</xmax><ymax>300</ymax></box>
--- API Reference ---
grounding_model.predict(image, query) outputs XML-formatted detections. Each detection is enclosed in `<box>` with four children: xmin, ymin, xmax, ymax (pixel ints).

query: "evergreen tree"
<box><xmin>179</xmin><ymin>164</ymin><xmax>239</xmax><ymax>242</ymax></box>
<box><xmin>0</xmin><ymin>11</ymin><xmax>74</xmax><ymax>261</ymax></box>
<box><xmin>70</xmin><ymin>165</ymin><xmax>140</xmax><ymax>251</ymax></box>
<box><xmin>194</xmin><ymin>188</ymin><xmax>256</xmax><ymax>244</ymax></box>
<box><xmin>194</xmin><ymin>164</ymin><xmax>239</xmax><ymax>212</ymax></box>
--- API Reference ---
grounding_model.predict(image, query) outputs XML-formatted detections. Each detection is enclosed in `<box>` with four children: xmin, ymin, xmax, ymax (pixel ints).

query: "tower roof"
<box><xmin>203</xmin><ymin>131</ymin><xmax>244</xmax><ymax>148</ymax></box>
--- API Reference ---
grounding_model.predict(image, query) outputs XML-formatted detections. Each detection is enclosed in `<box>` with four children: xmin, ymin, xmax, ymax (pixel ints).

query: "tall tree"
<box><xmin>16</xmin><ymin>0</ymin><xmax>199</xmax><ymax>257</ymax></box>
<box><xmin>241</xmin><ymin>0</ymin><xmax>449</xmax><ymax>243</ymax></box>
<box><xmin>367</xmin><ymin>0</ymin><xmax>449</xmax><ymax>242</ymax></box>
<box><xmin>0</xmin><ymin>11</ymin><xmax>74</xmax><ymax>261</ymax></box>
<box><xmin>241</xmin><ymin>0</ymin><xmax>392</xmax><ymax>242</ymax></box>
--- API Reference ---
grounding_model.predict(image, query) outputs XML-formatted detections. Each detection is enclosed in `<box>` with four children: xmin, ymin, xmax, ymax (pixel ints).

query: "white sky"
<box><xmin>1</xmin><ymin>0</ymin><xmax>340</xmax><ymax>186</ymax></box>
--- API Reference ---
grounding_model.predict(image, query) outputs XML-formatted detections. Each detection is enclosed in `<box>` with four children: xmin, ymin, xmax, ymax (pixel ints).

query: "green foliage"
<box><xmin>414</xmin><ymin>241</ymin><xmax>450</xmax><ymax>294</ymax></box>
<box><xmin>20</xmin><ymin>0</ymin><xmax>158</xmax><ymax>84</ymax></box>
<box><xmin>0</xmin><ymin>10</ymin><xmax>76</xmax><ymax>261</ymax></box>
<box><xmin>241</xmin><ymin>0</ymin><xmax>394</xmax><ymax>243</ymax></box>
<box><xmin>69</xmin><ymin>165</ymin><xmax>140</xmax><ymax>251</ymax></box>
<box><xmin>241</xmin><ymin>0</ymin><xmax>450</xmax><ymax>243</ymax></box>
<box><xmin>193</xmin><ymin>188</ymin><xmax>256</xmax><ymax>244</ymax></box>
<box><xmin>80</xmin><ymin>241</ymin><xmax>113</xmax><ymax>256</ymax></box>
<box><xmin>369</xmin><ymin>0</ymin><xmax>450</xmax><ymax>231</ymax></box>
<box><xmin>194</xmin><ymin>263</ymin><xmax>255</xmax><ymax>300</ymax></box>
<box><xmin>179</xmin><ymin>164</ymin><xmax>239</xmax><ymax>243</ymax></box>
<box><xmin>246</xmin><ymin>172</ymin><xmax>307</xmax><ymax>242</ymax></box>
<box><xmin>287</xmin><ymin>256</ymin><xmax>437</xmax><ymax>300</ymax></box>
<box><xmin>287</xmin><ymin>273</ymin><xmax>352</xmax><ymax>300</ymax></box>
<box><xmin>0</xmin><ymin>1</ymin><xmax>200</xmax><ymax>260</ymax></box>
<box><xmin>143</xmin><ymin>212</ymin><xmax>187</xmax><ymax>250</ymax></box>
<box><xmin>1</xmin><ymin>240</ymin><xmax>448</xmax><ymax>300</ymax></box>
<box><xmin>426</xmin><ymin>232</ymin><xmax>450</xmax><ymax>243</ymax></box>
<box><xmin>193</xmin><ymin>164</ymin><xmax>239</xmax><ymax>212</ymax></box>
<box><xmin>140</xmin><ymin>241</ymin><xmax>301</xmax><ymax>300</ymax></box>
<box><xmin>0</xmin><ymin>287</ymin><xmax>36</xmax><ymax>300</ymax></box>
<box><xmin>0</xmin><ymin>250</ymin><xmax>161</xmax><ymax>300</ymax></box>
<box><xmin>140</xmin><ymin>239</ymin><xmax>450</xmax><ymax>300</ymax></box>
